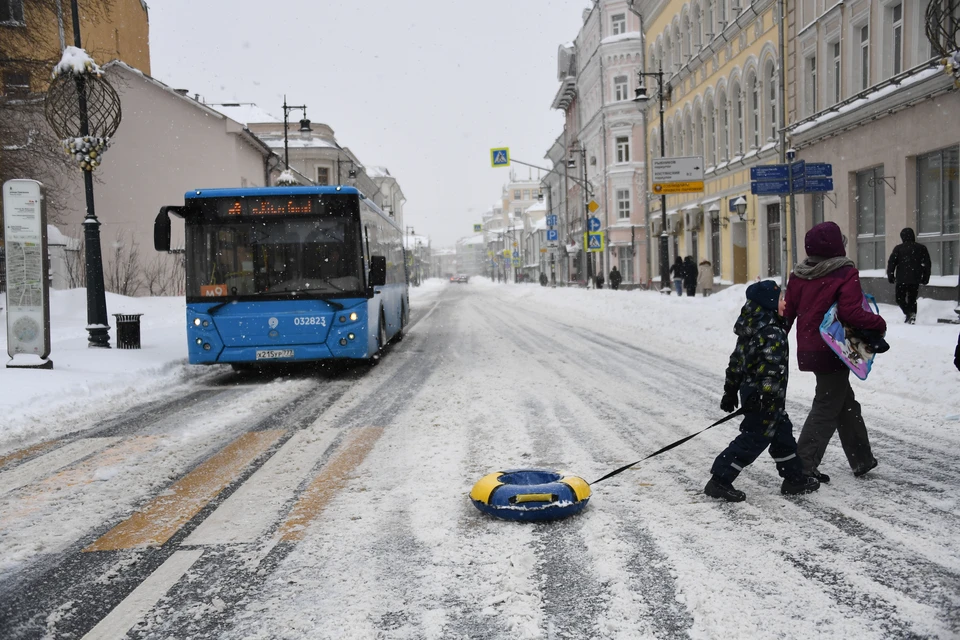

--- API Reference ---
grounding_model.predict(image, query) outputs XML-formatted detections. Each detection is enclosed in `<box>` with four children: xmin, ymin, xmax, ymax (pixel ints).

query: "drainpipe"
<box><xmin>628</xmin><ymin>0</ymin><xmax>650</xmax><ymax>283</ymax></box>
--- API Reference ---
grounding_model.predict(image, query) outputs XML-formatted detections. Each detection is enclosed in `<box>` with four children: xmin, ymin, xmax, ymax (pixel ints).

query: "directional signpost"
<box><xmin>652</xmin><ymin>156</ymin><xmax>705</xmax><ymax>194</ymax></box>
<box><xmin>750</xmin><ymin>160</ymin><xmax>832</xmax><ymax>196</ymax></box>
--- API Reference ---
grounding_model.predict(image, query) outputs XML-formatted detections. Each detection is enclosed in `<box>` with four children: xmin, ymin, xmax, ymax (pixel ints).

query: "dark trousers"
<box><xmin>711</xmin><ymin>413</ymin><xmax>804</xmax><ymax>484</ymax></box>
<box><xmin>895</xmin><ymin>283</ymin><xmax>919</xmax><ymax>317</ymax></box>
<box><xmin>797</xmin><ymin>369</ymin><xmax>873</xmax><ymax>474</ymax></box>
<box><xmin>685</xmin><ymin>285</ymin><xmax>696</xmax><ymax>297</ymax></box>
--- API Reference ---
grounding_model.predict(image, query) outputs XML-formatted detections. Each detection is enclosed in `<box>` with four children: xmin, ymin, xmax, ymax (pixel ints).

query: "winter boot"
<box><xmin>781</xmin><ymin>476</ymin><xmax>820</xmax><ymax>495</ymax></box>
<box><xmin>809</xmin><ymin>469</ymin><xmax>830</xmax><ymax>484</ymax></box>
<box><xmin>704</xmin><ymin>477</ymin><xmax>746</xmax><ymax>502</ymax></box>
<box><xmin>907</xmin><ymin>314</ymin><xmax>917</xmax><ymax>325</ymax></box>
<box><xmin>853</xmin><ymin>458</ymin><xmax>878</xmax><ymax>477</ymax></box>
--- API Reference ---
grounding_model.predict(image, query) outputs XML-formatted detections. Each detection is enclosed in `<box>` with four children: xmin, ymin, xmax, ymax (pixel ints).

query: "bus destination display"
<box><xmin>218</xmin><ymin>196</ymin><xmax>319</xmax><ymax>217</ymax></box>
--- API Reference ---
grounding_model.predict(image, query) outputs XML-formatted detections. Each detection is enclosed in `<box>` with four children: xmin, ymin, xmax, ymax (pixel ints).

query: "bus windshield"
<box><xmin>185</xmin><ymin>213</ymin><xmax>362</xmax><ymax>299</ymax></box>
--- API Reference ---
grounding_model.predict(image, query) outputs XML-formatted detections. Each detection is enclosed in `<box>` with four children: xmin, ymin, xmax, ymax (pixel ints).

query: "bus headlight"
<box><xmin>194</xmin><ymin>318</ymin><xmax>201</xmax><ymax>326</ymax></box>
<box><xmin>196</xmin><ymin>338</ymin><xmax>203</xmax><ymax>345</ymax></box>
<box><xmin>349</xmin><ymin>312</ymin><xmax>358</xmax><ymax>321</ymax></box>
<box><xmin>348</xmin><ymin>333</ymin><xmax>355</xmax><ymax>340</ymax></box>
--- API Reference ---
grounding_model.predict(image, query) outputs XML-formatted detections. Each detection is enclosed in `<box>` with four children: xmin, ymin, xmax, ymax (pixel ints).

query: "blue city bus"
<box><xmin>154</xmin><ymin>186</ymin><xmax>409</xmax><ymax>367</ymax></box>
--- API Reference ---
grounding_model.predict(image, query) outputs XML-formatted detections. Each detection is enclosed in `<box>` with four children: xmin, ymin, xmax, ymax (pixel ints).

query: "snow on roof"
<box><xmin>255</xmin><ymin>134</ymin><xmax>338</xmax><ymax>150</ymax></box>
<box><xmin>601</xmin><ymin>32</ymin><xmax>642</xmax><ymax>46</ymax></box>
<box><xmin>525</xmin><ymin>201</ymin><xmax>546</xmax><ymax>214</ymax></box>
<box><xmin>368</xmin><ymin>166</ymin><xmax>392</xmax><ymax>179</ymax></box>
<box><xmin>53</xmin><ymin>46</ymin><xmax>102</xmax><ymax>77</ymax></box>
<box><xmin>47</xmin><ymin>225</ymin><xmax>79</xmax><ymax>248</ymax></box>
<box><xmin>209</xmin><ymin>103</ymin><xmax>281</xmax><ymax>125</ymax></box>
<box><xmin>530</xmin><ymin>217</ymin><xmax>548</xmax><ymax>231</ymax></box>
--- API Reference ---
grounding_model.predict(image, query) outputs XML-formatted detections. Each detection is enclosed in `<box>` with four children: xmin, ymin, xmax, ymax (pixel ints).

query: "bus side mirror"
<box><xmin>370</xmin><ymin>255</ymin><xmax>387</xmax><ymax>287</ymax></box>
<box><xmin>154</xmin><ymin>209</ymin><xmax>171</xmax><ymax>252</ymax></box>
<box><xmin>154</xmin><ymin>206</ymin><xmax>184</xmax><ymax>252</ymax></box>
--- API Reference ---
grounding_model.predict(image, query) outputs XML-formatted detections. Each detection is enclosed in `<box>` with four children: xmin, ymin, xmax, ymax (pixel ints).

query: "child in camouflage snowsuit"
<box><xmin>704</xmin><ymin>280</ymin><xmax>821</xmax><ymax>502</ymax></box>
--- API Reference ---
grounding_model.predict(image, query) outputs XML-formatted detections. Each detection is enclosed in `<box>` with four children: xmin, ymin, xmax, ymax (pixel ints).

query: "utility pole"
<box><xmin>634</xmin><ymin>63</ymin><xmax>669</xmax><ymax>293</ymax></box>
<box><xmin>579</xmin><ymin>143</ymin><xmax>593</xmax><ymax>288</ymax></box>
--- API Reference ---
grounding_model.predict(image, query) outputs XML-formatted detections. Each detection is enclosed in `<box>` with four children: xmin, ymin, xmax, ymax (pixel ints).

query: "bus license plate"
<box><xmin>256</xmin><ymin>349</ymin><xmax>294</xmax><ymax>360</ymax></box>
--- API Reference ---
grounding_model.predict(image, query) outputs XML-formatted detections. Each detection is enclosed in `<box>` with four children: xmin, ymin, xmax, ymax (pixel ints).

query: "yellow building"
<box><xmin>1</xmin><ymin>0</ymin><xmax>150</xmax><ymax>96</ymax></box>
<box><xmin>640</xmin><ymin>0</ymin><xmax>788</xmax><ymax>285</ymax></box>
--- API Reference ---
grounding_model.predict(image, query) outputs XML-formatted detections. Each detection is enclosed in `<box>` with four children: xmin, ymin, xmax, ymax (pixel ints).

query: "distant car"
<box><xmin>453</xmin><ymin>274</ymin><xmax>469</xmax><ymax>283</ymax></box>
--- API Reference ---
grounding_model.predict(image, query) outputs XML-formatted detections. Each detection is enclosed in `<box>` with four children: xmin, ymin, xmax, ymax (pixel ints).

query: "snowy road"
<box><xmin>1</xmin><ymin>281</ymin><xmax>959</xmax><ymax>639</ymax></box>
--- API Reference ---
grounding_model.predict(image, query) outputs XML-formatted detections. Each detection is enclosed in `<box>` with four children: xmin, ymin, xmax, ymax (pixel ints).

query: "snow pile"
<box><xmin>275</xmin><ymin>169</ymin><xmax>298</xmax><ymax>186</ymax></box>
<box><xmin>52</xmin><ymin>46</ymin><xmax>102</xmax><ymax>78</ymax></box>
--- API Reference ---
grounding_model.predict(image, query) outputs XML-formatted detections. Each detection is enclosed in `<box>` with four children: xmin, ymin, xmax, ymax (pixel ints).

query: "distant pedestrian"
<box><xmin>670</xmin><ymin>256</ymin><xmax>684</xmax><ymax>296</ymax></box>
<box><xmin>540</xmin><ymin>272</ymin><xmax>548</xmax><ymax>287</ymax></box>
<box><xmin>705</xmin><ymin>280</ymin><xmax>820</xmax><ymax>502</ymax></box>
<box><xmin>955</xmin><ymin>332</ymin><xmax>960</xmax><ymax>371</ymax></box>
<box><xmin>697</xmin><ymin>259</ymin><xmax>714</xmax><ymax>297</ymax></box>
<box><xmin>683</xmin><ymin>256</ymin><xmax>697</xmax><ymax>297</ymax></box>
<box><xmin>886</xmin><ymin>228</ymin><xmax>931</xmax><ymax>324</ymax></box>
<box><xmin>609</xmin><ymin>266</ymin><xmax>622</xmax><ymax>290</ymax></box>
<box><xmin>782</xmin><ymin>222</ymin><xmax>887</xmax><ymax>481</ymax></box>
<box><xmin>595</xmin><ymin>273</ymin><xmax>605</xmax><ymax>289</ymax></box>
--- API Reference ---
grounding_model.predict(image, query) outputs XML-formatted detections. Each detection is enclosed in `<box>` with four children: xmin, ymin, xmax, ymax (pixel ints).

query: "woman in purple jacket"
<box><xmin>782</xmin><ymin>222</ymin><xmax>887</xmax><ymax>481</ymax></box>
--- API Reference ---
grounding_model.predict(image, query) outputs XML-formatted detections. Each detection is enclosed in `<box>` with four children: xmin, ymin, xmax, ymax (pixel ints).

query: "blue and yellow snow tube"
<box><xmin>470</xmin><ymin>469</ymin><xmax>591</xmax><ymax>522</ymax></box>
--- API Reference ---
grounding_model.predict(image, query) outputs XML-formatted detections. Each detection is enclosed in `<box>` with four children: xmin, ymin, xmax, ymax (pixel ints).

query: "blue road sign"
<box><xmin>588</xmin><ymin>217</ymin><xmax>601</xmax><ymax>232</ymax></box>
<box><xmin>806</xmin><ymin>163</ymin><xmax>833</xmax><ymax>178</ymax></box>
<box><xmin>546</xmin><ymin>215</ymin><xmax>558</xmax><ymax>227</ymax></box>
<box><xmin>588</xmin><ymin>233</ymin><xmax>603</xmax><ymax>249</ymax></box>
<box><xmin>804</xmin><ymin>177</ymin><xmax>834</xmax><ymax>192</ymax></box>
<box><xmin>792</xmin><ymin>177</ymin><xmax>806</xmax><ymax>192</ymax></box>
<box><xmin>751</xmin><ymin>165</ymin><xmax>789</xmax><ymax>180</ymax></box>
<box><xmin>790</xmin><ymin>160</ymin><xmax>806</xmax><ymax>179</ymax></box>
<box><xmin>751</xmin><ymin>180</ymin><xmax>791</xmax><ymax>195</ymax></box>
<box><xmin>512</xmin><ymin>258</ymin><xmax>520</xmax><ymax>266</ymax></box>
<box><xmin>546</xmin><ymin>229</ymin><xmax>559</xmax><ymax>242</ymax></box>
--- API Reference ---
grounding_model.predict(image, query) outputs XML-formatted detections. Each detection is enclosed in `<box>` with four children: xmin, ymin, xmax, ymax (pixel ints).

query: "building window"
<box><xmin>767</xmin><ymin>203</ymin><xmax>782</xmax><ymax>277</ymax></box>
<box><xmin>0</xmin><ymin>0</ymin><xmax>24</xmax><ymax>23</ymax></box>
<box><xmin>917</xmin><ymin>146</ymin><xmax>960</xmax><ymax>275</ymax></box>
<box><xmin>831</xmin><ymin>41</ymin><xmax>841</xmax><ymax>104</ymax></box>
<box><xmin>766</xmin><ymin>61</ymin><xmax>778</xmax><ymax>141</ymax></box>
<box><xmin>619</xmin><ymin>250</ymin><xmax>635</xmax><ymax>283</ymax></box>
<box><xmin>718</xmin><ymin>91</ymin><xmax>729</xmax><ymax>161</ymax></box>
<box><xmin>514</xmin><ymin>190</ymin><xmax>521</xmax><ymax>200</ymax></box>
<box><xmin>860</xmin><ymin>24</ymin><xmax>870</xmax><ymax>90</ymax></box>
<box><xmin>617</xmin><ymin>189</ymin><xmax>631</xmax><ymax>219</ymax></box>
<box><xmin>316</xmin><ymin>167</ymin><xmax>330</xmax><ymax>185</ymax></box>
<box><xmin>523</xmin><ymin>190</ymin><xmax>530</xmax><ymax>200</ymax></box>
<box><xmin>856</xmin><ymin>166</ymin><xmax>887</xmax><ymax>270</ymax></box>
<box><xmin>749</xmin><ymin>73</ymin><xmax>760</xmax><ymax>149</ymax></box>
<box><xmin>614</xmin><ymin>75</ymin><xmax>628</xmax><ymax>101</ymax></box>
<box><xmin>707</xmin><ymin>98</ymin><xmax>717</xmax><ymax>165</ymax></box>
<box><xmin>890</xmin><ymin>3</ymin><xmax>903</xmax><ymax>76</ymax></box>
<box><xmin>811</xmin><ymin>193</ymin><xmax>824</xmax><ymax>226</ymax></box>
<box><xmin>805</xmin><ymin>55</ymin><xmax>817</xmax><ymax>116</ymax></box>
<box><xmin>695</xmin><ymin>106</ymin><xmax>704</xmax><ymax>157</ymax></box>
<box><xmin>706</xmin><ymin>0</ymin><xmax>715</xmax><ymax>37</ymax></box>
<box><xmin>514</xmin><ymin>208</ymin><xmax>522</xmax><ymax>216</ymax></box>
<box><xmin>616</xmin><ymin>136</ymin><xmax>630</xmax><ymax>163</ymax></box>
<box><xmin>2</xmin><ymin>71</ymin><xmax>30</xmax><ymax>96</ymax></box>
<box><xmin>717</xmin><ymin>0</ymin><xmax>726</xmax><ymax>29</ymax></box>
<box><xmin>612</xmin><ymin>13</ymin><xmax>626</xmax><ymax>35</ymax></box>
<box><xmin>711</xmin><ymin>213</ymin><xmax>721</xmax><ymax>277</ymax></box>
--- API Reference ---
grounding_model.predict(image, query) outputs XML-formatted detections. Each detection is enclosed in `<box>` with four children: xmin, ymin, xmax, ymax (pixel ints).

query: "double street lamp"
<box><xmin>281</xmin><ymin>96</ymin><xmax>309</xmax><ymax>170</ymax></box>
<box><xmin>633</xmin><ymin>62</ymin><xmax>670</xmax><ymax>293</ymax></box>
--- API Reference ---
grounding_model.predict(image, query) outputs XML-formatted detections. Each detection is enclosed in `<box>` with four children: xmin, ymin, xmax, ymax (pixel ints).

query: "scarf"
<box><xmin>792</xmin><ymin>256</ymin><xmax>856</xmax><ymax>280</ymax></box>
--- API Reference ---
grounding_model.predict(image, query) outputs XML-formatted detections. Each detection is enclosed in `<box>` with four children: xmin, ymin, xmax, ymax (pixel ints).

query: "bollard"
<box><xmin>113</xmin><ymin>313</ymin><xmax>143</xmax><ymax>349</ymax></box>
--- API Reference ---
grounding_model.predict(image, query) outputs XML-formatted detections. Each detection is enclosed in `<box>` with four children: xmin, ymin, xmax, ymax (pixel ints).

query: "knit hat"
<box><xmin>746</xmin><ymin>280</ymin><xmax>781</xmax><ymax>311</ymax></box>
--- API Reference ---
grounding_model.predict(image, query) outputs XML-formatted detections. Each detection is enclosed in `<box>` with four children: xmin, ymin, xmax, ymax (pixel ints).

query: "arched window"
<box><xmin>674</xmin><ymin>23</ymin><xmax>683</xmax><ymax>69</ymax></box>
<box><xmin>717</xmin><ymin>0</ymin><xmax>726</xmax><ymax>30</ymax></box>
<box><xmin>748</xmin><ymin>71</ymin><xmax>760</xmax><ymax>149</ymax></box>
<box><xmin>665</xmin><ymin>32</ymin><xmax>673</xmax><ymax>72</ymax></box>
<box><xmin>677</xmin><ymin>116</ymin><xmax>686</xmax><ymax>156</ymax></box>
<box><xmin>706</xmin><ymin>96</ymin><xmax>716</xmax><ymax>166</ymax></box>
<box><xmin>692</xmin><ymin>3</ymin><xmax>702</xmax><ymax>50</ymax></box>
<box><xmin>694</xmin><ymin>104</ymin><xmax>704</xmax><ymax>158</ymax></box>
<box><xmin>682</xmin><ymin>14</ymin><xmax>691</xmax><ymax>63</ymax></box>
<box><xmin>706</xmin><ymin>0</ymin><xmax>715</xmax><ymax>38</ymax></box>
<box><xmin>765</xmin><ymin>60</ymin><xmax>778</xmax><ymax>142</ymax></box>
<box><xmin>651</xmin><ymin>129</ymin><xmax>660</xmax><ymax>160</ymax></box>
<box><xmin>649</xmin><ymin>46</ymin><xmax>657</xmax><ymax>73</ymax></box>
<box><xmin>731</xmin><ymin>81</ymin><xmax>743</xmax><ymax>157</ymax></box>
<box><xmin>657</xmin><ymin>41</ymin><xmax>665</xmax><ymax>71</ymax></box>
<box><xmin>717</xmin><ymin>89</ymin><xmax>729</xmax><ymax>161</ymax></box>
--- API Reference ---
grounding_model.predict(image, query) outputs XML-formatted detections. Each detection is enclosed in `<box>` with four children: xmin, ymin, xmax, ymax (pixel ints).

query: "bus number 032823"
<box><xmin>293</xmin><ymin>316</ymin><xmax>327</xmax><ymax>327</ymax></box>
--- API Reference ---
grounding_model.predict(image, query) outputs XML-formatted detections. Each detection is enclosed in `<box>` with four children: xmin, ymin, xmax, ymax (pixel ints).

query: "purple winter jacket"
<box><xmin>783</xmin><ymin>222</ymin><xmax>887</xmax><ymax>372</ymax></box>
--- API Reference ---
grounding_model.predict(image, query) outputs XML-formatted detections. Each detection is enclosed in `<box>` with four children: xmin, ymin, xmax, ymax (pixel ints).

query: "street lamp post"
<box><xmin>569</xmin><ymin>143</ymin><xmax>593</xmax><ymax>288</ymax></box>
<box><xmin>281</xmin><ymin>96</ymin><xmax>309</xmax><ymax>170</ymax></box>
<box><xmin>633</xmin><ymin>63</ymin><xmax>670</xmax><ymax>293</ymax></box>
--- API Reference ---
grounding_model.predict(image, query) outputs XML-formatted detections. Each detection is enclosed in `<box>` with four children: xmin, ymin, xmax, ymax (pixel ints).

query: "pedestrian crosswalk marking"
<box><xmin>0</xmin><ymin>438</ymin><xmax>120</xmax><ymax>496</ymax></box>
<box><xmin>84</xmin><ymin>430</ymin><xmax>285</xmax><ymax>551</ymax></box>
<box><xmin>277</xmin><ymin>426</ymin><xmax>384</xmax><ymax>542</ymax></box>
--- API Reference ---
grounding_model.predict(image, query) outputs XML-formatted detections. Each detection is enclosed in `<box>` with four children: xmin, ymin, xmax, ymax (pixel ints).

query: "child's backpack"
<box><xmin>819</xmin><ymin>293</ymin><xmax>882</xmax><ymax>380</ymax></box>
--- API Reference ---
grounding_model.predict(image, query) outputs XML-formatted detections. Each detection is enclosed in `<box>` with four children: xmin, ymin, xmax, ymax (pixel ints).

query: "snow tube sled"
<box><xmin>819</xmin><ymin>293</ymin><xmax>881</xmax><ymax>380</ymax></box>
<box><xmin>470</xmin><ymin>469</ymin><xmax>591</xmax><ymax>522</ymax></box>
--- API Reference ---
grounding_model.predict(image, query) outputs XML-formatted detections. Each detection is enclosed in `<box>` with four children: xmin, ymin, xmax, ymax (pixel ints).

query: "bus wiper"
<box><xmin>321</xmin><ymin>298</ymin><xmax>345</xmax><ymax>311</ymax></box>
<box><xmin>206</xmin><ymin>301</ymin><xmax>230</xmax><ymax>315</ymax></box>
<box><xmin>322</xmin><ymin>277</ymin><xmax>346</xmax><ymax>292</ymax></box>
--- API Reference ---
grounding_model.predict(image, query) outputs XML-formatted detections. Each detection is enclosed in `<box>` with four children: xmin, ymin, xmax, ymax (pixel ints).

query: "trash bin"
<box><xmin>113</xmin><ymin>313</ymin><xmax>143</xmax><ymax>349</ymax></box>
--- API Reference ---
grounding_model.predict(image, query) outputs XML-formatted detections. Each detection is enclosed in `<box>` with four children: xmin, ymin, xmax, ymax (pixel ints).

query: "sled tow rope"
<box><xmin>589</xmin><ymin>407</ymin><xmax>747</xmax><ymax>486</ymax></box>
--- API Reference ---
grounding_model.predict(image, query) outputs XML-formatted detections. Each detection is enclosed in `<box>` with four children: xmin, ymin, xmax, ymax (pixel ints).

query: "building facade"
<box><xmin>639</xmin><ymin>0</ymin><xmax>786</xmax><ymax>286</ymax></box>
<box><xmin>787</xmin><ymin>0</ymin><xmax>960</xmax><ymax>297</ymax></box>
<box><xmin>549</xmin><ymin>1</ymin><xmax>649</xmax><ymax>287</ymax></box>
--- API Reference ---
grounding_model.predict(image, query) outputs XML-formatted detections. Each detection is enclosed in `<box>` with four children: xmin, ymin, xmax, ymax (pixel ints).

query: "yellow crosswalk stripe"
<box><xmin>84</xmin><ymin>430</ymin><xmax>285</xmax><ymax>551</ymax></box>
<box><xmin>277</xmin><ymin>426</ymin><xmax>384</xmax><ymax>542</ymax></box>
<box><xmin>0</xmin><ymin>440</ymin><xmax>62</xmax><ymax>471</ymax></box>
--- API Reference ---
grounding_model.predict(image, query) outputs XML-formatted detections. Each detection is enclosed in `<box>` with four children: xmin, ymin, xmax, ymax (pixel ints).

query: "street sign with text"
<box><xmin>750</xmin><ymin>165</ymin><xmax>789</xmax><ymax>180</ymax></box>
<box><xmin>652</xmin><ymin>156</ymin><xmax>704</xmax><ymax>182</ymax></box>
<box><xmin>804</xmin><ymin>177</ymin><xmax>834</xmax><ymax>192</ymax></box>
<box><xmin>751</xmin><ymin>179</ymin><xmax>791</xmax><ymax>195</ymax></box>
<box><xmin>806</xmin><ymin>163</ymin><xmax>833</xmax><ymax>178</ymax></box>
<box><xmin>652</xmin><ymin>181</ymin><xmax>704</xmax><ymax>194</ymax></box>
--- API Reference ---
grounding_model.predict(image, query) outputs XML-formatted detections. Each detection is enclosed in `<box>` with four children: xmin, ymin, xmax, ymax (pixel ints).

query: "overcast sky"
<box><xmin>148</xmin><ymin>1</ymin><xmax>591</xmax><ymax>247</ymax></box>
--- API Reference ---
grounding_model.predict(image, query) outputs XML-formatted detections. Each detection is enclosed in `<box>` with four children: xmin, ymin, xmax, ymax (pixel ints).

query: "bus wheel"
<box><xmin>371</xmin><ymin>313</ymin><xmax>387</xmax><ymax>365</ymax></box>
<box><xmin>393</xmin><ymin>306</ymin><xmax>405</xmax><ymax>343</ymax></box>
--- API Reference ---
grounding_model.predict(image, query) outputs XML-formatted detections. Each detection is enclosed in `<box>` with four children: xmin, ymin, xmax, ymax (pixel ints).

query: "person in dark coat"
<box><xmin>539</xmin><ymin>272</ymin><xmax>548</xmax><ymax>286</ymax></box>
<box><xmin>609</xmin><ymin>266</ymin><xmax>622</xmax><ymax>290</ymax></box>
<box><xmin>782</xmin><ymin>222</ymin><xmax>887</xmax><ymax>481</ymax></box>
<box><xmin>670</xmin><ymin>256</ymin><xmax>684</xmax><ymax>296</ymax></box>
<box><xmin>886</xmin><ymin>228</ymin><xmax>931</xmax><ymax>324</ymax></box>
<box><xmin>705</xmin><ymin>280</ymin><xmax>820</xmax><ymax>502</ymax></box>
<box><xmin>682</xmin><ymin>256</ymin><xmax>698</xmax><ymax>296</ymax></box>
<box><xmin>595</xmin><ymin>272</ymin><xmax>604</xmax><ymax>289</ymax></box>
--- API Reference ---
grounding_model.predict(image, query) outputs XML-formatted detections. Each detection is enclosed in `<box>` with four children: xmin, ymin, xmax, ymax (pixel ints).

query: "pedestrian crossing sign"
<box><xmin>584</xmin><ymin>232</ymin><xmax>605</xmax><ymax>253</ymax></box>
<box><xmin>474</xmin><ymin>224</ymin><xmax>483</xmax><ymax>232</ymax></box>
<box><xmin>491</xmin><ymin>147</ymin><xmax>510</xmax><ymax>167</ymax></box>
